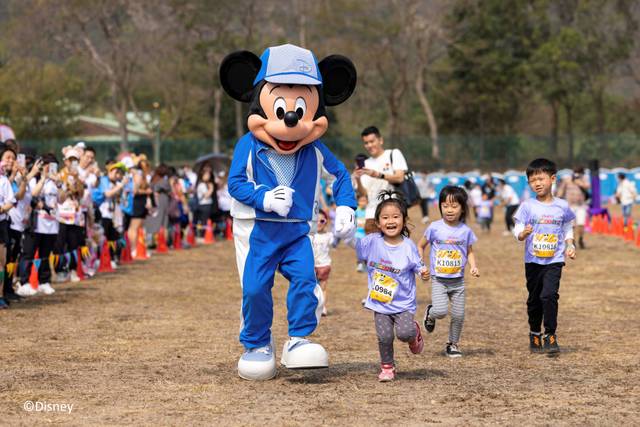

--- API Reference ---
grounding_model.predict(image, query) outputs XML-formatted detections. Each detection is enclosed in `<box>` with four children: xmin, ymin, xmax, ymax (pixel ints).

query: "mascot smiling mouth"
<box><xmin>275</xmin><ymin>139</ymin><xmax>299</xmax><ymax>151</ymax></box>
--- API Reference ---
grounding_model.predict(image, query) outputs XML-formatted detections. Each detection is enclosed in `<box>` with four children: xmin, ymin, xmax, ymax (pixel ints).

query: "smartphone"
<box><xmin>17</xmin><ymin>154</ymin><xmax>26</xmax><ymax>168</ymax></box>
<box><xmin>49</xmin><ymin>162</ymin><xmax>58</xmax><ymax>176</ymax></box>
<box><xmin>356</xmin><ymin>157</ymin><xmax>365</xmax><ymax>169</ymax></box>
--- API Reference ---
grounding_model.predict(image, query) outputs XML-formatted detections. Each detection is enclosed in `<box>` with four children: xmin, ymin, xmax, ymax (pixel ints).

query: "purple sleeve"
<box><xmin>512</xmin><ymin>202</ymin><xmax>528</xmax><ymax>225</ymax></box>
<box><xmin>468</xmin><ymin>228</ymin><xmax>478</xmax><ymax>246</ymax></box>
<box><xmin>564</xmin><ymin>205</ymin><xmax>576</xmax><ymax>223</ymax></box>
<box><xmin>408</xmin><ymin>240</ymin><xmax>425</xmax><ymax>275</ymax></box>
<box><xmin>423</xmin><ymin>224</ymin><xmax>433</xmax><ymax>242</ymax></box>
<box><xmin>356</xmin><ymin>234</ymin><xmax>373</xmax><ymax>261</ymax></box>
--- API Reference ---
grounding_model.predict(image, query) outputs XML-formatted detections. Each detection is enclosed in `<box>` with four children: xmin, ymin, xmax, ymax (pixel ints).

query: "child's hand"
<box><xmin>470</xmin><ymin>267</ymin><xmax>480</xmax><ymax>277</ymax></box>
<box><xmin>419</xmin><ymin>267</ymin><xmax>430</xmax><ymax>281</ymax></box>
<box><xmin>565</xmin><ymin>244</ymin><xmax>576</xmax><ymax>260</ymax></box>
<box><xmin>519</xmin><ymin>224</ymin><xmax>533</xmax><ymax>240</ymax></box>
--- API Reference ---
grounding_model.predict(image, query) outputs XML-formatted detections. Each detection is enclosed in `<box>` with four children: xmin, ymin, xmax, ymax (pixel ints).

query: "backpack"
<box><xmin>390</xmin><ymin>149</ymin><xmax>420</xmax><ymax>206</ymax></box>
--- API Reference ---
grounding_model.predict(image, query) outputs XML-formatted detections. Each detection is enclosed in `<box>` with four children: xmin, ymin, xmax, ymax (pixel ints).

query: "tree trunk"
<box><xmin>415</xmin><ymin>71</ymin><xmax>439</xmax><ymax>160</ymax></box>
<box><xmin>212</xmin><ymin>87</ymin><xmax>222</xmax><ymax>153</ymax></box>
<box><xmin>296</xmin><ymin>0</ymin><xmax>306</xmax><ymax>46</ymax></box>
<box><xmin>235</xmin><ymin>102</ymin><xmax>244</xmax><ymax>139</ymax></box>
<box><xmin>550</xmin><ymin>99</ymin><xmax>559</xmax><ymax>156</ymax></box>
<box><xmin>565</xmin><ymin>103</ymin><xmax>574</xmax><ymax>165</ymax></box>
<box><xmin>592</xmin><ymin>87</ymin><xmax>606</xmax><ymax>150</ymax></box>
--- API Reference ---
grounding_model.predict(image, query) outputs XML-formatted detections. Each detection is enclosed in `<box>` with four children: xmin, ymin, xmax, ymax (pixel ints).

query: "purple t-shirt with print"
<box><xmin>423</xmin><ymin>220</ymin><xmax>477</xmax><ymax>278</ymax></box>
<box><xmin>356</xmin><ymin>233</ymin><xmax>424</xmax><ymax>315</ymax></box>
<box><xmin>513</xmin><ymin>197</ymin><xmax>576</xmax><ymax>264</ymax></box>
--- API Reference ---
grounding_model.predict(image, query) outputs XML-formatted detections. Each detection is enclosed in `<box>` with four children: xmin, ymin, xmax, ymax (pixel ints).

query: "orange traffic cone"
<box><xmin>75</xmin><ymin>249</ymin><xmax>85</xmax><ymax>281</ymax></box>
<box><xmin>120</xmin><ymin>236</ymin><xmax>133</xmax><ymax>264</ymax></box>
<box><xmin>156</xmin><ymin>227</ymin><xmax>169</xmax><ymax>254</ymax></box>
<box><xmin>29</xmin><ymin>262</ymin><xmax>39</xmax><ymax>289</ymax></box>
<box><xmin>173</xmin><ymin>226</ymin><xmax>183</xmax><ymax>250</ymax></box>
<box><xmin>98</xmin><ymin>241</ymin><xmax>114</xmax><ymax>273</ymax></box>
<box><xmin>624</xmin><ymin>224</ymin><xmax>635</xmax><ymax>242</ymax></box>
<box><xmin>186</xmin><ymin>223</ymin><xmax>196</xmax><ymax>246</ymax></box>
<box><xmin>134</xmin><ymin>228</ymin><xmax>149</xmax><ymax>260</ymax></box>
<box><xmin>225</xmin><ymin>218</ymin><xmax>233</xmax><ymax>241</ymax></box>
<box><xmin>204</xmin><ymin>219</ymin><xmax>215</xmax><ymax>244</ymax></box>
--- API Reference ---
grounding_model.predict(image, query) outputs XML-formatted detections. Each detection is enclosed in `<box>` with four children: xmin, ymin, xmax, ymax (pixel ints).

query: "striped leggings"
<box><xmin>428</xmin><ymin>277</ymin><xmax>465</xmax><ymax>344</ymax></box>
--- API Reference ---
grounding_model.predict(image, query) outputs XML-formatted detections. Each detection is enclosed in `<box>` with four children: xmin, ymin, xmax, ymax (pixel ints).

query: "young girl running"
<box><xmin>418</xmin><ymin>186</ymin><xmax>480</xmax><ymax>358</ymax></box>
<box><xmin>356</xmin><ymin>190</ymin><xmax>429</xmax><ymax>382</ymax></box>
<box><xmin>311</xmin><ymin>210</ymin><xmax>334</xmax><ymax>316</ymax></box>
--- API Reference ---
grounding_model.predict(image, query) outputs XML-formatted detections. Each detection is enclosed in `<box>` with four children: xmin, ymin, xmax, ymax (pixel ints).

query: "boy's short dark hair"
<box><xmin>85</xmin><ymin>146</ymin><xmax>96</xmax><ymax>155</ymax></box>
<box><xmin>617</xmin><ymin>172</ymin><xmax>626</xmax><ymax>180</ymax></box>
<box><xmin>526</xmin><ymin>158</ymin><xmax>557</xmax><ymax>178</ymax></box>
<box><xmin>361</xmin><ymin>126</ymin><xmax>381</xmax><ymax>138</ymax></box>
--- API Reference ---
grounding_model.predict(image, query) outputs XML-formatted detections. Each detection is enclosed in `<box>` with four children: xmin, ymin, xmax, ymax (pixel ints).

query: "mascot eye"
<box><xmin>295</xmin><ymin>97</ymin><xmax>306</xmax><ymax>119</ymax></box>
<box><xmin>273</xmin><ymin>98</ymin><xmax>286</xmax><ymax>120</ymax></box>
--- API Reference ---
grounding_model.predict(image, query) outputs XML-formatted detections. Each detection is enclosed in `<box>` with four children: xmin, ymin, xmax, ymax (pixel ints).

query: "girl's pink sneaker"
<box><xmin>378</xmin><ymin>363</ymin><xmax>396</xmax><ymax>382</ymax></box>
<box><xmin>408</xmin><ymin>321</ymin><xmax>424</xmax><ymax>354</ymax></box>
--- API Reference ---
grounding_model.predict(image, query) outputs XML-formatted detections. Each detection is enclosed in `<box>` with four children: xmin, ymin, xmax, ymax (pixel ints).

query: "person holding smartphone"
<box><xmin>353</xmin><ymin>126</ymin><xmax>408</xmax><ymax>235</ymax></box>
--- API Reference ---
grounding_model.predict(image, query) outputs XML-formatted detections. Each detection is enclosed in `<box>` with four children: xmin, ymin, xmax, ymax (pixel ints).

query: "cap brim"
<box><xmin>265</xmin><ymin>74</ymin><xmax>322</xmax><ymax>85</ymax></box>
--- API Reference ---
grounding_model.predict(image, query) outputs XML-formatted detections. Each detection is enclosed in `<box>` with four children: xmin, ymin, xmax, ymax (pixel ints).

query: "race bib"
<box><xmin>532</xmin><ymin>233</ymin><xmax>558</xmax><ymax>258</ymax></box>
<box><xmin>369</xmin><ymin>271</ymin><xmax>399</xmax><ymax>303</ymax></box>
<box><xmin>435</xmin><ymin>249</ymin><xmax>463</xmax><ymax>274</ymax></box>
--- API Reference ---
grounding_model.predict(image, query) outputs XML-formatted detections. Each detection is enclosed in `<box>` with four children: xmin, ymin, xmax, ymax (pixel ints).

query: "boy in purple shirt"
<box><xmin>513</xmin><ymin>158</ymin><xmax>576</xmax><ymax>354</ymax></box>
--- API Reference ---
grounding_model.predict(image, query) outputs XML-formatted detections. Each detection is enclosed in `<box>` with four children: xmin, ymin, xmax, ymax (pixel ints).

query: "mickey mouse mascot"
<box><xmin>220</xmin><ymin>44</ymin><xmax>357</xmax><ymax>380</ymax></box>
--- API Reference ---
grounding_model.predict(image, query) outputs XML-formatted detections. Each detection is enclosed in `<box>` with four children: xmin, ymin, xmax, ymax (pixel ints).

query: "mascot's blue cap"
<box><xmin>253</xmin><ymin>44</ymin><xmax>322</xmax><ymax>86</ymax></box>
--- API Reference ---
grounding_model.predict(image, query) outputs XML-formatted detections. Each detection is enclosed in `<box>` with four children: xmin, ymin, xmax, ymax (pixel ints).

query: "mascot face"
<box><xmin>220</xmin><ymin>44</ymin><xmax>357</xmax><ymax>154</ymax></box>
<box><xmin>247</xmin><ymin>83</ymin><xmax>328</xmax><ymax>154</ymax></box>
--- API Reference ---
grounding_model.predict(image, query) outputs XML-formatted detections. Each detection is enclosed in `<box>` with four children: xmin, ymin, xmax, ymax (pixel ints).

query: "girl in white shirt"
<box><xmin>0</xmin><ymin>147</ymin><xmax>17</xmax><ymax>307</ymax></box>
<box><xmin>16</xmin><ymin>154</ymin><xmax>60</xmax><ymax>297</ymax></box>
<box><xmin>311</xmin><ymin>210</ymin><xmax>335</xmax><ymax>316</ymax></box>
<box><xmin>5</xmin><ymin>152</ymin><xmax>41</xmax><ymax>302</ymax></box>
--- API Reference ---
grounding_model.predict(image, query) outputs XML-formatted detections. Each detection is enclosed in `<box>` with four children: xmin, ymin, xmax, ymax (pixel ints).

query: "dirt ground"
<box><xmin>1</xmin><ymin>205</ymin><xmax>639</xmax><ymax>426</ymax></box>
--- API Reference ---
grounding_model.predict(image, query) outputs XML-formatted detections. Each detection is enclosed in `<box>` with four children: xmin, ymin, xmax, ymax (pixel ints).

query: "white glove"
<box><xmin>334</xmin><ymin>205</ymin><xmax>356</xmax><ymax>239</ymax></box>
<box><xmin>263</xmin><ymin>185</ymin><xmax>295</xmax><ymax>217</ymax></box>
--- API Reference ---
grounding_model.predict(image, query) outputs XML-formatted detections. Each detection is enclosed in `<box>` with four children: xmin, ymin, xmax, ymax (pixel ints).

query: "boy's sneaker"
<box><xmin>38</xmin><ymin>283</ymin><xmax>56</xmax><ymax>295</ymax></box>
<box><xmin>408</xmin><ymin>321</ymin><xmax>424</xmax><ymax>354</ymax></box>
<box><xmin>16</xmin><ymin>283</ymin><xmax>37</xmax><ymax>297</ymax></box>
<box><xmin>0</xmin><ymin>298</ymin><xmax>9</xmax><ymax>309</ymax></box>
<box><xmin>378</xmin><ymin>363</ymin><xmax>396</xmax><ymax>382</ymax></box>
<box><xmin>423</xmin><ymin>305</ymin><xmax>436</xmax><ymax>333</ymax></box>
<box><xmin>69</xmin><ymin>270</ymin><xmax>80</xmax><ymax>283</ymax></box>
<box><xmin>529</xmin><ymin>332</ymin><xmax>543</xmax><ymax>353</ymax></box>
<box><xmin>356</xmin><ymin>262</ymin><xmax>365</xmax><ymax>273</ymax></box>
<box><xmin>446</xmin><ymin>343</ymin><xmax>462</xmax><ymax>358</ymax></box>
<box><xmin>543</xmin><ymin>334</ymin><xmax>560</xmax><ymax>354</ymax></box>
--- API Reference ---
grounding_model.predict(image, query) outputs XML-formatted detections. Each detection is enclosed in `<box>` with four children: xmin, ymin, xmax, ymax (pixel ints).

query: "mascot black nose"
<box><xmin>284</xmin><ymin>111</ymin><xmax>299</xmax><ymax>127</ymax></box>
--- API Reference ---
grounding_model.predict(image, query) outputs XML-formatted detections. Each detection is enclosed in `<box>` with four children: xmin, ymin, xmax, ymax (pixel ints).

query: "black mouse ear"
<box><xmin>219</xmin><ymin>51</ymin><xmax>262</xmax><ymax>103</ymax></box>
<box><xmin>318</xmin><ymin>55</ymin><xmax>357</xmax><ymax>106</ymax></box>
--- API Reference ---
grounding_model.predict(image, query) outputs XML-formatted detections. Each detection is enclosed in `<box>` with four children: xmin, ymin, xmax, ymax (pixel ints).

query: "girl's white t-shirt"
<box><xmin>312</xmin><ymin>231</ymin><xmax>334</xmax><ymax>267</ymax></box>
<box><xmin>0</xmin><ymin>175</ymin><xmax>16</xmax><ymax>222</ymax></box>
<box><xmin>29</xmin><ymin>178</ymin><xmax>59</xmax><ymax>234</ymax></box>
<box><xmin>9</xmin><ymin>176</ymin><xmax>31</xmax><ymax>232</ymax></box>
<box><xmin>197</xmin><ymin>182</ymin><xmax>213</xmax><ymax>205</ymax></box>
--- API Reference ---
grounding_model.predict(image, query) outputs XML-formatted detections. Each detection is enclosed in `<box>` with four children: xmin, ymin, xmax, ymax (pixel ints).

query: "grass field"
<box><xmin>1</xmin><ymin>206</ymin><xmax>639</xmax><ymax>425</ymax></box>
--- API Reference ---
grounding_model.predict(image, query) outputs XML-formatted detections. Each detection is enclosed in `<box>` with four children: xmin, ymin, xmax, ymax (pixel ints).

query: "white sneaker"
<box><xmin>280</xmin><ymin>337</ymin><xmax>328</xmax><ymax>369</ymax></box>
<box><xmin>69</xmin><ymin>270</ymin><xmax>80</xmax><ymax>283</ymax></box>
<box><xmin>16</xmin><ymin>283</ymin><xmax>38</xmax><ymax>297</ymax></box>
<box><xmin>356</xmin><ymin>262</ymin><xmax>365</xmax><ymax>273</ymax></box>
<box><xmin>110</xmin><ymin>261</ymin><xmax>118</xmax><ymax>270</ymax></box>
<box><xmin>38</xmin><ymin>283</ymin><xmax>56</xmax><ymax>295</ymax></box>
